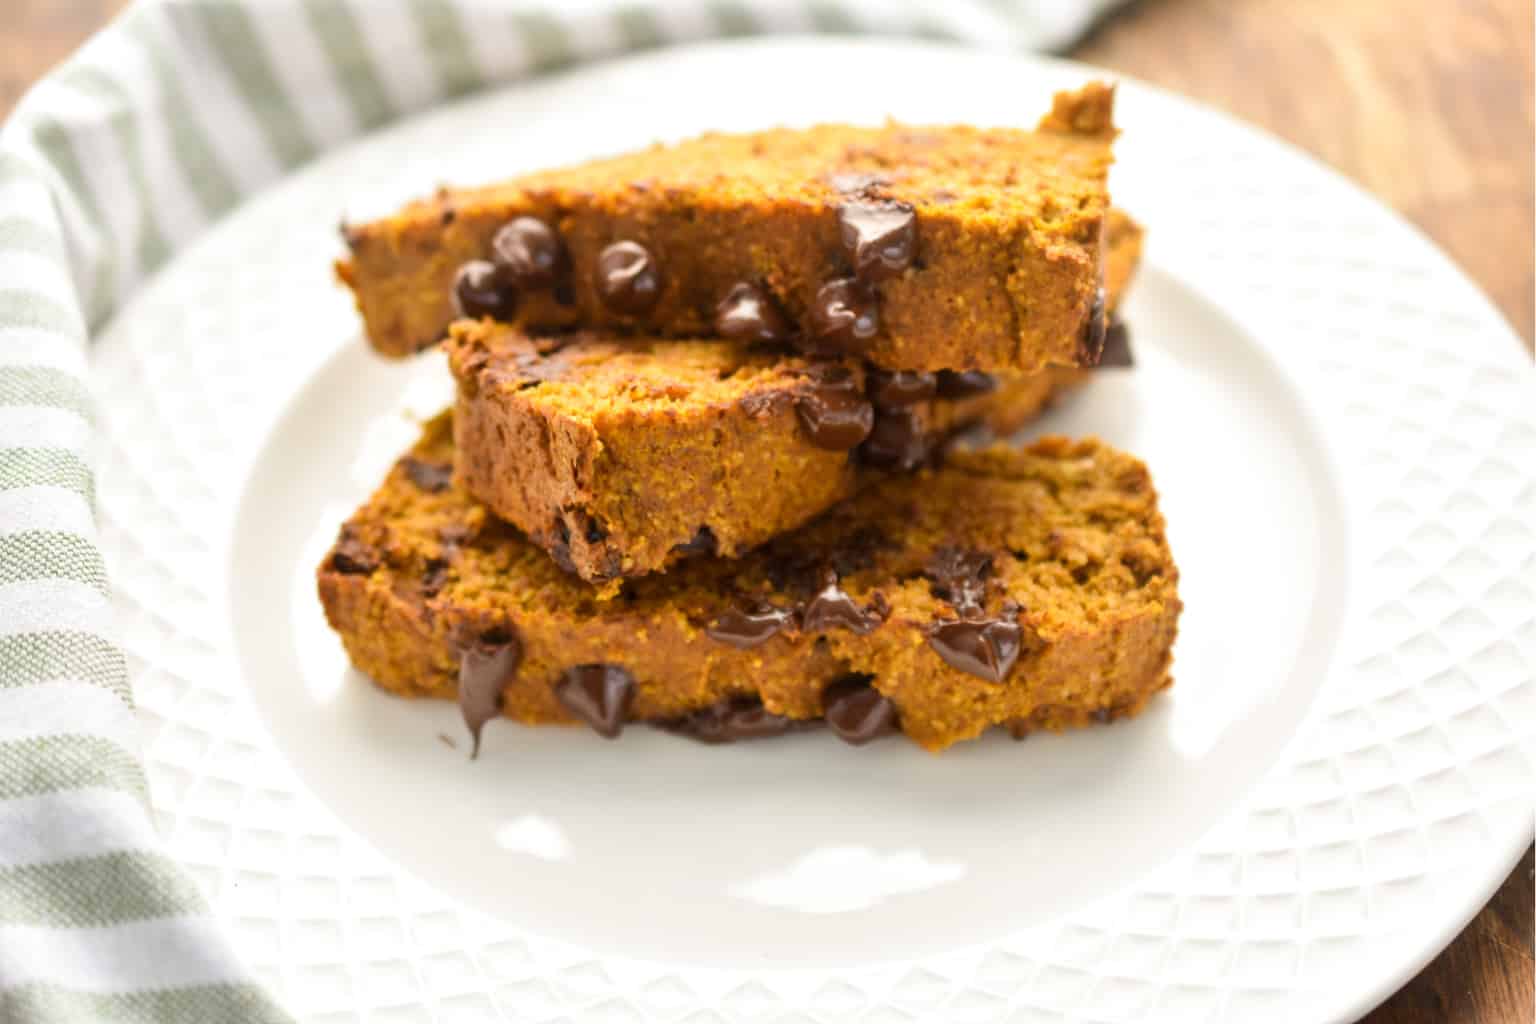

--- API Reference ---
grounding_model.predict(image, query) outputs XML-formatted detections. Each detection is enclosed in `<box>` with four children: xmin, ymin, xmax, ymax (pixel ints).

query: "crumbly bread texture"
<box><xmin>447</xmin><ymin>324</ymin><xmax>1084</xmax><ymax>584</ymax></box>
<box><xmin>316</xmin><ymin>414</ymin><xmax>1180</xmax><ymax>752</ymax></box>
<box><xmin>337</xmin><ymin>83</ymin><xmax>1118</xmax><ymax>372</ymax></box>
<box><xmin>442</xmin><ymin>212</ymin><xmax>1141</xmax><ymax>584</ymax></box>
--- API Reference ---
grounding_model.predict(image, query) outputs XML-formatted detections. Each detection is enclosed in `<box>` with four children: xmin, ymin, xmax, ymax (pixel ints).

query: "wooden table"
<box><xmin>3</xmin><ymin>1</ymin><xmax>1531</xmax><ymax>1021</ymax></box>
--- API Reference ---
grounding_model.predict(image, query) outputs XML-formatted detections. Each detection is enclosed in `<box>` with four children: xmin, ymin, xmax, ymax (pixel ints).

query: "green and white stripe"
<box><xmin>0</xmin><ymin>0</ymin><xmax>1117</xmax><ymax>1018</ymax></box>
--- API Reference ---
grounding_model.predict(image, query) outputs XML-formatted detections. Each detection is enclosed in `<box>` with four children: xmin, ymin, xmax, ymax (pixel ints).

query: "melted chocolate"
<box><xmin>491</xmin><ymin>216</ymin><xmax>567</xmax><ymax>289</ymax></box>
<box><xmin>706</xmin><ymin>604</ymin><xmax>795</xmax><ymax>648</ymax></box>
<box><xmin>867</xmin><ymin>370</ymin><xmax>937</xmax><ymax>409</ymax></box>
<box><xmin>451</xmin><ymin>259</ymin><xmax>518</xmax><ymax>321</ymax></box>
<box><xmin>794</xmin><ymin>366</ymin><xmax>874</xmax><ymax>450</ymax></box>
<box><xmin>838</xmin><ymin>200</ymin><xmax>917</xmax><ymax>283</ymax></box>
<box><xmin>553</xmin><ymin>663</ymin><xmax>636</xmax><ymax>738</ymax></box>
<box><xmin>822</xmin><ymin>676</ymin><xmax>900</xmax><ymax>745</ymax></box>
<box><xmin>802</xmin><ymin>572</ymin><xmax>882</xmax><ymax>635</ymax></box>
<box><xmin>806</xmin><ymin>278</ymin><xmax>879</xmax><ymax>356</ymax></box>
<box><xmin>401</xmin><ymin>457</ymin><xmax>452</xmax><ymax>493</ymax></box>
<box><xmin>1076</xmin><ymin>286</ymin><xmax>1108</xmax><ymax>366</ymax></box>
<box><xmin>927</xmin><ymin>617</ymin><xmax>1024</xmax><ymax>684</ymax></box>
<box><xmin>658</xmin><ymin>695</ymin><xmax>810</xmax><ymax>744</ymax></box>
<box><xmin>714</xmin><ymin>282</ymin><xmax>792</xmax><ymax>344</ymax></box>
<box><xmin>456</xmin><ymin>628</ymin><xmax>522</xmax><ymax>757</ymax></box>
<box><xmin>925</xmin><ymin>547</ymin><xmax>993</xmax><ymax>614</ymax></box>
<box><xmin>595</xmin><ymin>240</ymin><xmax>663</xmax><ymax>315</ymax></box>
<box><xmin>1097</xmin><ymin>318</ymin><xmax>1133</xmax><ymax>368</ymax></box>
<box><xmin>860</xmin><ymin>407</ymin><xmax>929</xmax><ymax>471</ymax></box>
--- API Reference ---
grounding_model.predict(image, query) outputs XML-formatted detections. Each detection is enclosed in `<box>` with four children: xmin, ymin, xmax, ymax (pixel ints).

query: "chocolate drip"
<box><xmin>822</xmin><ymin>676</ymin><xmax>900</xmax><ymax>745</ymax></box>
<box><xmin>455</xmin><ymin>628</ymin><xmax>522</xmax><ymax>757</ymax></box>
<box><xmin>554</xmin><ymin>663</ymin><xmax>636</xmax><ymax>738</ymax></box>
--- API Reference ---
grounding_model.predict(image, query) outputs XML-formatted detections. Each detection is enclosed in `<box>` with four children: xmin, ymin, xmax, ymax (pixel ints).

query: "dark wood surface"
<box><xmin>3</xmin><ymin>2</ymin><xmax>1531</xmax><ymax>1022</ymax></box>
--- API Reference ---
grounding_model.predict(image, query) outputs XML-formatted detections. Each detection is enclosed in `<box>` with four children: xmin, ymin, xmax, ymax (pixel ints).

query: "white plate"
<box><xmin>94</xmin><ymin>38</ymin><xmax>1534</xmax><ymax>1024</ymax></box>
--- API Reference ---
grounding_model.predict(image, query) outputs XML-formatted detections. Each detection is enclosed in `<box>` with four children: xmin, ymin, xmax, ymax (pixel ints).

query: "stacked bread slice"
<box><xmin>319</xmin><ymin>82</ymin><xmax>1180</xmax><ymax>753</ymax></box>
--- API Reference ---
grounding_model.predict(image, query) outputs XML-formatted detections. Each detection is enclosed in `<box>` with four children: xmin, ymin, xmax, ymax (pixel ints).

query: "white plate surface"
<box><xmin>93</xmin><ymin>39</ymin><xmax>1534</xmax><ymax>1024</ymax></box>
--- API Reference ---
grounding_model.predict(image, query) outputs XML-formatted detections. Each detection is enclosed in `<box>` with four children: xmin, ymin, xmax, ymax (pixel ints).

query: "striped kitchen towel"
<box><xmin>0</xmin><ymin>1</ymin><xmax>1125</xmax><ymax>1019</ymax></box>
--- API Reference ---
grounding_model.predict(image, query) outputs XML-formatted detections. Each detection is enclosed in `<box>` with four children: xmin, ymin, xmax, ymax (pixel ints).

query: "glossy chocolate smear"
<box><xmin>706</xmin><ymin>603</ymin><xmax>795</xmax><ymax>648</ymax></box>
<box><xmin>935</xmin><ymin>369</ymin><xmax>997</xmax><ymax>399</ymax></box>
<box><xmin>658</xmin><ymin>696</ymin><xmax>809</xmax><ymax>744</ymax></box>
<box><xmin>554</xmin><ymin>663</ymin><xmax>636</xmax><ymax>738</ymax></box>
<box><xmin>456</xmin><ymin>627</ymin><xmax>521</xmax><ymax>757</ymax></box>
<box><xmin>860</xmin><ymin>407</ymin><xmax>930</xmax><ymax>471</ymax></box>
<box><xmin>451</xmin><ymin>259</ymin><xmax>518</xmax><ymax>321</ymax></box>
<box><xmin>927</xmin><ymin>617</ymin><xmax>1024</xmax><ymax>683</ymax></box>
<box><xmin>838</xmin><ymin>199</ymin><xmax>917</xmax><ymax>283</ymax></box>
<box><xmin>926</xmin><ymin>547</ymin><xmax>993</xmax><ymax>614</ymax></box>
<box><xmin>401</xmin><ymin>457</ymin><xmax>452</xmax><ymax>493</ymax></box>
<box><xmin>491</xmin><ymin>216</ymin><xmax>568</xmax><ymax>289</ymax></box>
<box><xmin>595</xmin><ymin>240</ymin><xmax>663</xmax><ymax>315</ymax></box>
<box><xmin>822</xmin><ymin>676</ymin><xmax>900</xmax><ymax>745</ymax></box>
<box><xmin>714</xmin><ymin>281</ymin><xmax>792</xmax><ymax>344</ymax></box>
<box><xmin>806</xmin><ymin>278</ymin><xmax>879</xmax><ymax>355</ymax></box>
<box><xmin>866</xmin><ymin>369</ymin><xmax>936</xmax><ymax>408</ymax></box>
<box><xmin>1097</xmin><ymin>318</ymin><xmax>1133</xmax><ymax>368</ymax></box>
<box><xmin>794</xmin><ymin>365</ymin><xmax>874</xmax><ymax>450</ymax></box>
<box><xmin>802</xmin><ymin>572</ymin><xmax>882</xmax><ymax>635</ymax></box>
<box><xmin>1076</xmin><ymin>286</ymin><xmax>1108</xmax><ymax>366</ymax></box>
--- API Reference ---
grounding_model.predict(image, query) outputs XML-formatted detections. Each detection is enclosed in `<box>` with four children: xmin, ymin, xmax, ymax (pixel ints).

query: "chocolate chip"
<box><xmin>1076</xmin><ymin>286</ymin><xmax>1108</xmax><ymax>366</ymax></box>
<box><xmin>553</xmin><ymin>282</ymin><xmax>576</xmax><ymax>306</ymax></box>
<box><xmin>838</xmin><ymin>200</ymin><xmax>917</xmax><ymax>283</ymax></box>
<box><xmin>822</xmin><ymin>676</ymin><xmax>900</xmax><ymax>745</ymax></box>
<box><xmin>329</xmin><ymin>527</ymin><xmax>377</xmax><ymax>575</ymax></box>
<box><xmin>1097</xmin><ymin>318</ymin><xmax>1133</xmax><ymax>368</ymax></box>
<box><xmin>806</xmin><ymin>278</ymin><xmax>879</xmax><ymax>356</ymax></box>
<box><xmin>802</xmin><ymin>572</ymin><xmax>882</xmax><ymax>635</ymax></box>
<box><xmin>553</xmin><ymin>664</ymin><xmax>636</xmax><ymax>739</ymax></box>
<box><xmin>935</xmin><ymin>370</ymin><xmax>997</xmax><ymax>399</ymax></box>
<box><xmin>1005</xmin><ymin>719</ymin><xmax>1032</xmax><ymax>741</ymax></box>
<box><xmin>925</xmin><ymin>547</ymin><xmax>993</xmax><ymax>614</ymax></box>
<box><xmin>440</xmin><ymin>207</ymin><xmax>456</xmax><ymax>226</ymax></box>
<box><xmin>658</xmin><ymin>695</ymin><xmax>810</xmax><ymax>744</ymax></box>
<box><xmin>456</xmin><ymin>627</ymin><xmax>521</xmax><ymax>757</ymax></box>
<box><xmin>707</xmin><ymin>603</ymin><xmax>795</xmax><ymax>648</ymax></box>
<box><xmin>860</xmin><ymin>407</ymin><xmax>930</xmax><ymax>471</ymax></box>
<box><xmin>670</xmin><ymin>525</ymin><xmax>718</xmax><ymax>558</ymax></box>
<box><xmin>795</xmin><ymin>365</ymin><xmax>873</xmax><ymax>450</ymax></box>
<box><xmin>1092</xmin><ymin>707</ymin><xmax>1114</xmax><ymax>724</ymax></box>
<box><xmin>595</xmin><ymin>240</ymin><xmax>663</xmax><ymax>315</ymax></box>
<box><xmin>401</xmin><ymin>457</ymin><xmax>452</xmax><ymax>493</ymax></box>
<box><xmin>492</xmin><ymin>216</ymin><xmax>568</xmax><ymax>289</ymax></box>
<box><xmin>867</xmin><ymin>370</ymin><xmax>937</xmax><ymax>408</ymax></box>
<box><xmin>714</xmin><ymin>282</ymin><xmax>792</xmax><ymax>344</ymax></box>
<box><xmin>927</xmin><ymin>617</ymin><xmax>1024</xmax><ymax>683</ymax></box>
<box><xmin>451</xmin><ymin>259</ymin><xmax>518</xmax><ymax>321</ymax></box>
